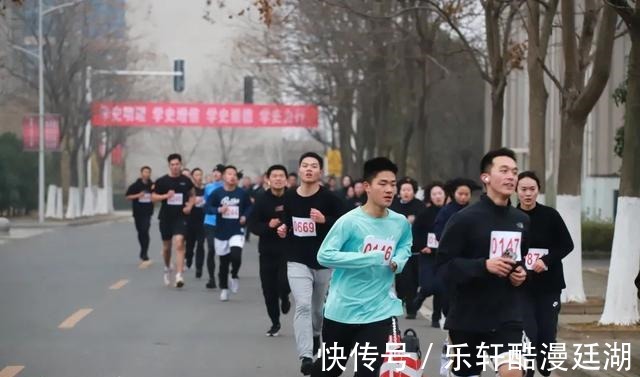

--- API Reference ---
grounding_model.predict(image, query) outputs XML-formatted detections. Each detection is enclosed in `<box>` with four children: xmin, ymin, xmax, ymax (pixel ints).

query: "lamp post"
<box><xmin>35</xmin><ymin>0</ymin><xmax>86</xmax><ymax>223</ymax></box>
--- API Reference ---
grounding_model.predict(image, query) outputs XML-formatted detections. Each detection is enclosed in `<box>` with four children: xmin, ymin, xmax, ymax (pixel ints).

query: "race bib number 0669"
<box><xmin>362</xmin><ymin>236</ymin><xmax>395</xmax><ymax>264</ymax></box>
<box><xmin>292</xmin><ymin>217</ymin><xmax>316</xmax><ymax>237</ymax></box>
<box><xmin>489</xmin><ymin>231</ymin><xmax>522</xmax><ymax>261</ymax></box>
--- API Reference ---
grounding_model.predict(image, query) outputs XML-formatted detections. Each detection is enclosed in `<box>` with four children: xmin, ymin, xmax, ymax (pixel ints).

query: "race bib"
<box><xmin>222</xmin><ymin>205</ymin><xmax>240</xmax><ymax>219</ymax></box>
<box><xmin>362</xmin><ymin>235</ymin><xmax>395</xmax><ymax>264</ymax></box>
<box><xmin>138</xmin><ymin>192</ymin><xmax>151</xmax><ymax>203</ymax></box>
<box><xmin>195</xmin><ymin>196</ymin><xmax>205</xmax><ymax>208</ymax></box>
<box><xmin>489</xmin><ymin>231</ymin><xmax>522</xmax><ymax>261</ymax></box>
<box><xmin>427</xmin><ymin>232</ymin><xmax>439</xmax><ymax>249</ymax></box>
<box><xmin>525</xmin><ymin>248</ymin><xmax>549</xmax><ymax>270</ymax></box>
<box><xmin>292</xmin><ymin>217</ymin><xmax>316</xmax><ymax>237</ymax></box>
<box><xmin>167</xmin><ymin>193</ymin><xmax>183</xmax><ymax>206</ymax></box>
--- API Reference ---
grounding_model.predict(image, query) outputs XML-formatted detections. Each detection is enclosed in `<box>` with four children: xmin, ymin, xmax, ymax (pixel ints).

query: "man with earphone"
<box><xmin>436</xmin><ymin>148</ymin><xmax>530</xmax><ymax>377</ymax></box>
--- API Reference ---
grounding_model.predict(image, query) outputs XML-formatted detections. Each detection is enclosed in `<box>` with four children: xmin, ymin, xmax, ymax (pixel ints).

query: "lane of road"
<box><xmin>0</xmin><ymin>219</ymin><xmax>445</xmax><ymax>377</ymax></box>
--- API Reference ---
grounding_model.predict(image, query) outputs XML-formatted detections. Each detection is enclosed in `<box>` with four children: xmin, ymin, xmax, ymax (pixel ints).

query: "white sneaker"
<box><xmin>220</xmin><ymin>289</ymin><xmax>229</xmax><ymax>301</ymax></box>
<box><xmin>163</xmin><ymin>268</ymin><xmax>171</xmax><ymax>286</ymax></box>
<box><xmin>175</xmin><ymin>273</ymin><xmax>184</xmax><ymax>288</ymax></box>
<box><xmin>230</xmin><ymin>278</ymin><xmax>239</xmax><ymax>294</ymax></box>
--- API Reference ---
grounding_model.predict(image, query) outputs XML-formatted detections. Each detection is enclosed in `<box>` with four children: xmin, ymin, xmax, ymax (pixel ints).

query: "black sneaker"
<box><xmin>266</xmin><ymin>324</ymin><xmax>281</xmax><ymax>337</ymax></box>
<box><xmin>205</xmin><ymin>279</ymin><xmax>217</xmax><ymax>289</ymax></box>
<box><xmin>431</xmin><ymin>320</ymin><xmax>440</xmax><ymax>328</ymax></box>
<box><xmin>300</xmin><ymin>357</ymin><xmax>313</xmax><ymax>376</ymax></box>
<box><xmin>281</xmin><ymin>297</ymin><xmax>291</xmax><ymax>314</ymax></box>
<box><xmin>195</xmin><ymin>270</ymin><xmax>202</xmax><ymax>279</ymax></box>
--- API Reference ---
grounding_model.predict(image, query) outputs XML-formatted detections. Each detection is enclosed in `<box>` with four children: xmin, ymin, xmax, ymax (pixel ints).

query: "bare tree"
<box><xmin>549</xmin><ymin>0</ymin><xmax>617</xmax><ymax>303</ymax></box>
<box><xmin>600</xmin><ymin>0</ymin><xmax>640</xmax><ymax>325</ymax></box>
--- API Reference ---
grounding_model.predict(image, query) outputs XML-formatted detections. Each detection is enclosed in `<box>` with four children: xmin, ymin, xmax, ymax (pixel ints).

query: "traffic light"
<box><xmin>174</xmin><ymin>59</ymin><xmax>185</xmax><ymax>92</ymax></box>
<box><xmin>243</xmin><ymin>76</ymin><xmax>253</xmax><ymax>104</ymax></box>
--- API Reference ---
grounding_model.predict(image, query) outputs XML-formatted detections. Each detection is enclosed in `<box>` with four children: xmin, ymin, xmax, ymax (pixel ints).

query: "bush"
<box><xmin>582</xmin><ymin>221</ymin><xmax>614</xmax><ymax>252</ymax></box>
<box><xmin>0</xmin><ymin>132</ymin><xmax>38</xmax><ymax>215</ymax></box>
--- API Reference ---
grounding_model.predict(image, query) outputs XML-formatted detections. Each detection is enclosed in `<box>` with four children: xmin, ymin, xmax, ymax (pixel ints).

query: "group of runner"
<box><xmin>125</xmin><ymin>148</ymin><xmax>574</xmax><ymax>377</ymax></box>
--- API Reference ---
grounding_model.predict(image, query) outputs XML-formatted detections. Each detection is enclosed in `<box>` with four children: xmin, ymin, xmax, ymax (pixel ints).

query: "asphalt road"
<box><xmin>0</xmin><ymin>219</ymin><xmax>445</xmax><ymax>377</ymax></box>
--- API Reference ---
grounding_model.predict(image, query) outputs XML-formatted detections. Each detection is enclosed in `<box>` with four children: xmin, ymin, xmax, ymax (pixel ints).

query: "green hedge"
<box><xmin>582</xmin><ymin>221</ymin><xmax>614</xmax><ymax>252</ymax></box>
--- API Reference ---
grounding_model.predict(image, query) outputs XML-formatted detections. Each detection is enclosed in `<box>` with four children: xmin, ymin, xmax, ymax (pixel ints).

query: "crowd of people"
<box><xmin>125</xmin><ymin>148</ymin><xmax>574</xmax><ymax>377</ymax></box>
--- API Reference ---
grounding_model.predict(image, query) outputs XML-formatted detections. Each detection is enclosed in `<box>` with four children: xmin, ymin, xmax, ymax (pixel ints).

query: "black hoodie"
<box><xmin>437</xmin><ymin>194</ymin><xmax>531</xmax><ymax>332</ymax></box>
<box><xmin>517</xmin><ymin>202</ymin><xmax>574</xmax><ymax>292</ymax></box>
<box><xmin>248</xmin><ymin>189</ymin><xmax>287</xmax><ymax>254</ymax></box>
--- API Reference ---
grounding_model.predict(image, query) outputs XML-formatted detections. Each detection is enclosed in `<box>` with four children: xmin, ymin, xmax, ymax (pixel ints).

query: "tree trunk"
<box><xmin>490</xmin><ymin>84</ymin><xmax>505</xmax><ymax>149</ymax></box>
<box><xmin>557</xmin><ymin>115</ymin><xmax>587</xmax><ymax>303</ymax></box>
<box><xmin>600</xmin><ymin>27</ymin><xmax>640</xmax><ymax>325</ymax></box>
<box><xmin>337</xmin><ymin>86</ymin><xmax>356</xmax><ymax>176</ymax></box>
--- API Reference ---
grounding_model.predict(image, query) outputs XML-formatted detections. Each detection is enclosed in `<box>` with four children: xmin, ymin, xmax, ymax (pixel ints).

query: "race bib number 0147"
<box><xmin>292</xmin><ymin>217</ymin><xmax>316</xmax><ymax>237</ymax></box>
<box><xmin>362</xmin><ymin>236</ymin><xmax>395</xmax><ymax>264</ymax></box>
<box><xmin>489</xmin><ymin>231</ymin><xmax>522</xmax><ymax>261</ymax></box>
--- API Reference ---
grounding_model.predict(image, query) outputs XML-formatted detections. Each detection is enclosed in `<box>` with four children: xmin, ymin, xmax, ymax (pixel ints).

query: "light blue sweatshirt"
<box><xmin>317</xmin><ymin>206</ymin><xmax>412</xmax><ymax>324</ymax></box>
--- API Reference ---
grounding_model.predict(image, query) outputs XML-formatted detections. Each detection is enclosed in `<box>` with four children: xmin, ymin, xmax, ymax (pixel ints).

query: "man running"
<box><xmin>277</xmin><ymin>152</ymin><xmax>345</xmax><ymax>375</ymax></box>
<box><xmin>249</xmin><ymin>164</ymin><xmax>292</xmax><ymax>336</ymax></box>
<box><xmin>437</xmin><ymin>148</ymin><xmax>530</xmax><ymax>377</ymax></box>
<box><xmin>186</xmin><ymin>167</ymin><xmax>206</xmax><ymax>277</ymax></box>
<box><xmin>203</xmin><ymin>164</ymin><xmax>224</xmax><ymax>289</ymax></box>
<box><xmin>152</xmin><ymin>153</ymin><xmax>195</xmax><ymax>288</ymax></box>
<box><xmin>207</xmin><ymin>165</ymin><xmax>252</xmax><ymax>301</ymax></box>
<box><xmin>125</xmin><ymin>166</ymin><xmax>154</xmax><ymax>261</ymax></box>
<box><xmin>311</xmin><ymin>157</ymin><xmax>412</xmax><ymax>377</ymax></box>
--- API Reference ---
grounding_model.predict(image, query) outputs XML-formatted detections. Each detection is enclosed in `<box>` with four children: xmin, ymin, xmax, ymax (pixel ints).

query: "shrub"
<box><xmin>0</xmin><ymin>132</ymin><xmax>38</xmax><ymax>215</ymax></box>
<box><xmin>582</xmin><ymin>220</ymin><xmax>614</xmax><ymax>252</ymax></box>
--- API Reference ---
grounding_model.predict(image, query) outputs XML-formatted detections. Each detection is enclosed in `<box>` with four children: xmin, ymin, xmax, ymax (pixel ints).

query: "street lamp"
<box><xmin>35</xmin><ymin>0</ymin><xmax>85</xmax><ymax>223</ymax></box>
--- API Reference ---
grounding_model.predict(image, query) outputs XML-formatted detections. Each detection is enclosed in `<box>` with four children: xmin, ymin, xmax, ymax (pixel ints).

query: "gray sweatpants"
<box><xmin>287</xmin><ymin>261</ymin><xmax>331</xmax><ymax>359</ymax></box>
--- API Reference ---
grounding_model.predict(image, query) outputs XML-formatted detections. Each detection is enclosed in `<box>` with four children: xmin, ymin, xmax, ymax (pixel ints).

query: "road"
<box><xmin>0</xmin><ymin>219</ymin><xmax>445</xmax><ymax>377</ymax></box>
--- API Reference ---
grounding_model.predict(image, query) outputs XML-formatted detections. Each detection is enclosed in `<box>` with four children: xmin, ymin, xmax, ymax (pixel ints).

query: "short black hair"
<box><xmin>444</xmin><ymin>177</ymin><xmax>480</xmax><ymax>198</ymax></box>
<box><xmin>140</xmin><ymin>166</ymin><xmax>151</xmax><ymax>172</ymax></box>
<box><xmin>223</xmin><ymin>165</ymin><xmax>237</xmax><ymax>174</ymax></box>
<box><xmin>398</xmin><ymin>177</ymin><xmax>418</xmax><ymax>194</ymax></box>
<box><xmin>213</xmin><ymin>164</ymin><xmax>225</xmax><ymax>173</ymax></box>
<box><xmin>191</xmin><ymin>167</ymin><xmax>202</xmax><ymax>175</ymax></box>
<box><xmin>424</xmin><ymin>181</ymin><xmax>445</xmax><ymax>204</ymax></box>
<box><xmin>363</xmin><ymin>157</ymin><xmax>398</xmax><ymax>183</ymax></box>
<box><xmin>480</xmin><ymin>147</ymin><xmax>517</xmax><ymax>174</ymax></box>
<box><xmin>267</xmin><ymin>164</ymin><xmax>288</xmax><ymax>177</ymax></box>
<box><xmin>288</xmin><ymin>172</ymin><xmax>298</xmax><ymax>178</ymax></box>
<box><xmin>167</xmin><ymin>153</ymin><xmax>182</xmax><ymax>163</ymax></box>
<box><xmin>517</xmin><ymin>171</ymin><xmax>541</xmax><ymax>190</ymax></box>
<box><xmin>299</xmin><ymin>152</ymin><xmax>323</xmax><ymax>169</ymax></box>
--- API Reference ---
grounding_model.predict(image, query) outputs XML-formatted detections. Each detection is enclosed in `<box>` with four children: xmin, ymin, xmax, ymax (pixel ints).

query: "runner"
<box><xmin>186</xmin><ymin>167</ymin><xmax>206</xmax><ymax>277</ymax></box>
<box><xmin>203</xmin><ymin>164</ymin><xmax>224</xmax><ymax>289</ymax></box>
<box><xmin>310</xmin><ymin>156</ymin><xmax>412</xmax><ymax>377</ymax></box>
<box><xmin>277</xmin><ymin>152</ymin><xmax>345</xmax><ymax>375</ymax></box>
<box><xmin>411</xmin><ymin>181</ymin><xmax>447</xmax><ymax>327</ymax></box>
<box><xmin>125</xmin><ymin>166</ymin><xmax>154</xmax><ymax>261</ymax></box>
<box><xmin>248</xmin><ymin>164</ymin><xmax>292</xmax><ymax>336</ymax></box>
<box><xmin>287</xmin><ymin>172</ymin><xmax>299</xmax><ymax>188</ymax></box>
<box><xmin>152</xmin><ymin>153</ymin><xmax>195</xmax><ymax>288</ymax></box>
<box><xmin>390</xmin><ymin>176</ymin><xmax>426</xmax><ymax>319</ymax></box>
<box><xmin>207</xmin><ymin>165</ymin><xmax>252</xmax><ymax>301</ymax></box>
<box><xmin>436</xmin><ymin>148</ymin><xmax>529</xmax><ymax>377</ymax></box>
<box><xmin>516</xmin><ymin>171</ymin><xmax>574</xmax><ymax>377</ymax></box>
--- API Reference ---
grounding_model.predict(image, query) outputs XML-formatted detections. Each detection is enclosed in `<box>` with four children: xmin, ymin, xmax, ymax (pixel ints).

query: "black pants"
<box><xmin>310</xmin><ymin>317</ymin><xmax>391</xmax><ymax>377</ymax></box>
<box><xmin>219</xmin><ymin>246</ymin><xmax>242</xmax><ymax>289</ymax></box>
<box><xmin>259</xmin><ymin>252</ymin><xmax>290</xmax><ymax>326</ymax></box>
<box><xmin>395</xmin><ymin>255</ymin><xmax>419</xmax><ymax>315</ymax></box>
<box><xmin>133</xmin><ymin>215</ymin><xmax>151</xmax><ymax>260</ymax></box>
<box><xmin>186</xmin><ymin>220</ymin><xmax>205</xmax><ymax>271</ymax></box>
<box><xmin>414</xmin><ymin>254</ymin><xmax>444</xmax><ymax>323</ymax></box>
<box><xmin>204</xmin><ymin>225</ymin><xmax>216</xmax><ymax>281</ymax></box>
<box><xmin>523</xmin><ymin>291</ymin><xmax>561</xmax><ymax>377</ymax></box>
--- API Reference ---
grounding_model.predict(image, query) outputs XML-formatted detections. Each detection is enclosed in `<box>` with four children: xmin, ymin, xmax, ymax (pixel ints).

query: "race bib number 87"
<box><xmin>489</xmin><ymin>231</ymin><xmax>522</xmax><ymax>261</ymax></box>
<box><xmin>292</xmin><ymin>217</ymin><xmax>316</xmax><ymax>237</ymax></box>
<box><xmin>525</xmin><ymin>248</ymin><xmax>549</xmax><ymax>270</ymax></box>
<box><xmin>362</xmin><ymin>236</ymin><xmax>395</xmax><ymax>264</ymax></box>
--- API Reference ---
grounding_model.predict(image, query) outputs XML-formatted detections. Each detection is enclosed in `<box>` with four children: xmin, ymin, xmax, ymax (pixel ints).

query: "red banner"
<box><xmin>22</xmin><ymin>114</ymin><xmax>61</xmax><ymax>151</ymax></box>
<box><xmin>91</xmin><ymin>102</ymin><xmax>318</xmax><ymax>128</ymax></box>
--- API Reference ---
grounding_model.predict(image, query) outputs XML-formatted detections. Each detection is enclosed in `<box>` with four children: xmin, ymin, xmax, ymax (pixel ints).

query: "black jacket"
<box><xmin>125</xmin><ymin>178</ymin><xmax>154</xmax><ymax>217</ymax></box>
<box><xmin>248</xmin><ymin>189</ymin><xmax>287</xmax><ymax>254</ymax></box>
<box><xmin>412</xmin><ymin>205</ymin><xmax>442</xmax><ymax>256</ymax></box>
<box><xmin>517</xmin><ymin>203</ymin><xmax>573</xmax><ymax>292</ymax></box>
<box><xmin>436</xmin><ymin>194</ymin><xmax>530</xmax><ymax>332</ymax></box>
